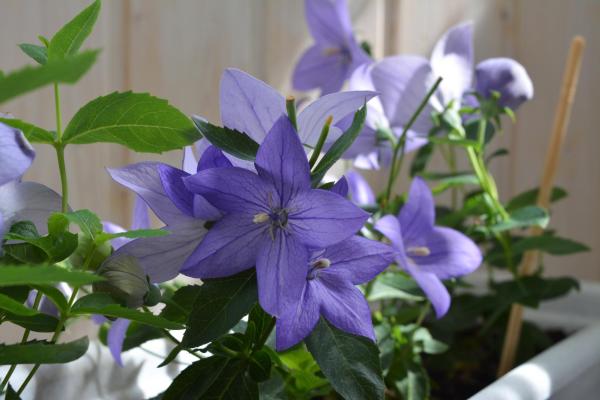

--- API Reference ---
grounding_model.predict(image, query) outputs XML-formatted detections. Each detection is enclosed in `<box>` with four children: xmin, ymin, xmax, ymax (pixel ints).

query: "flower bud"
<box><xmin>475</xmin><ymin>58</ymin><xmax>534</xmax><ymax>110</ymax></box>
<box><xmin>93</xmin><ymin>254</ymin><xmax>149</xmax><ymax>308</ymax></box>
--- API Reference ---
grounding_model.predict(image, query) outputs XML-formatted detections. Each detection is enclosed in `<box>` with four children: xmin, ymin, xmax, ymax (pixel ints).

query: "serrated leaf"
<box><xmin>48</xmin><ymin>0</ymin><xmax>101</xmax><ymax>60</ymax></box>
<box><xmin>506</xmin><ymin>187</ymin><xmax>567</xmax><ymax>211</ymax></box>
<box><xmin>62</xmin><ymin>92</ymin><xmax>199</xmax><ymax>152</ymax></box>
<box><xmin>0</xmin><ymin>293</ymin><xmax>38</xmax><ymax>316</ymax></box>
<box><xmin>52</xmin><ymin>209</ymin><xmax>103</xmax><ymax>239</ymax></box>
<box><xmin>0</xmin><ymin>117</ymin><xmax>55</xmax><ymax>144</ymax></box>
<box><xmin>490</xmin><ymin>206</ymin><xmax>549</xmax><ymax>232</ymax></box>
<box><xmin>192</xmin><ymin>117</ymin><xmax>259</xmax><ymax>161</ymax></box>
<box><xmin>0</xmin><ymin>337</ymin><xmax>89</xmax><ymax>365</ymax></box>
<box><xmin>18</xmin><ymin>43</ymin><xmax>48</xmax><ymax>65</ymax></box>
<box><xmin>491</xmin><ymin>276</ymin><xmax>580</xmax><ymax>308</ymax></box>
<box><xmin>0</xmin><ymin>265</ymin><xmax>103</xmax><ymax>287</ymax></box>
<box><xmin>512</xmin><ymin>235</ymin><xmax>589</xmax><ymax>256</ymax></box>
<box><xmin>305</xmin><ymin>318</ymin><xmax>384</xmax><ymax>400</ymax></box>
<box><xmin>0</xmin><ymin>50</ymin><xmax>99</xmax><ymax>105</ymax></box>
<box><xmin>4</xmin><ymin>312</ymin><xmax>59</xmax><ymax>332</ymax></box>
<box><xmin>182</xmin><ymin>270</ymin><xmax>258</xmax><ymax>348</ymax></box>
<box><xmin>311</xmin><ymin>106</ymin><xmax>366</xmax><ymax>186</ymax></box>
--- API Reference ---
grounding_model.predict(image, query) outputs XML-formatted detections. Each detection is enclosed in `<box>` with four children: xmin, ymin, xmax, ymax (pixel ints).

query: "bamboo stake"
<box><xmin>497</xmin><ymin>36</ymin><xmax>586</xmax><ymax>377</ymax></box>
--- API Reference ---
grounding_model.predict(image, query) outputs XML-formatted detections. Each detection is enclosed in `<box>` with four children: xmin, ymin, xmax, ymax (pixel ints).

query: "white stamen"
<box><xmin>253</xmin><ymin>212</ymin><xmax>269</xmax><ymax>224</ymax></box>
<box><xmin>407</xmin><ymin>246</ymin><xmax>431</xmax><ymax>257</ymax></box>
<box><xmin>312</xmin><ymin>258</ymin><xmax>331</xmax><ymax>269</ymax></box>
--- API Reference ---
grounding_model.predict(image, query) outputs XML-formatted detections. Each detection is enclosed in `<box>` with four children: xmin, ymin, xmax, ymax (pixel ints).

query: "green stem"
<box><xmin>285</xmin><ymin>96</ymin><xmax>298</xmax><ymax>131</ymax></box>
<box><xmin>309</xmin><ymin>115</ymin><xmax>333</xmax><ymax>168</ymax></box>
<box><xmin>383</xmin><ymin>77</ymin><xmax>443</xmax><ymax>207</ymax></box>
<box><xmin>53</xmin><ymin>83</ymin><xmax>69</xmax><ymax>213</ymax></box>
<box><xmin>415</xmin><ymin>302</ymin><xmax>431</xmax><ymax>327</ymax></box>
<box><xmin>254</xmin><ymin>316</ymin><xmax>276</xmax><ymax>350</ymax></box>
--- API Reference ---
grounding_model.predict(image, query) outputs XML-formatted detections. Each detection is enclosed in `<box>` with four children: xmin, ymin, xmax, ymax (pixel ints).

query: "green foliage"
<box><xmin>95</xmin><ymin>228</ymin><xmax>169</xmax><ymax>244</ymax></box>
<box><xmin>62</xmin><ymin>92</ymin><xmax>200</xmax><ymax>152</ymax></box>
<box><xmin>410</xmin><ymin>141</ymin><xmax>434</xmax><ymax>177</ymax></box>
<box><xmin>506</xmin><ymin>187</ymin><xmax>567</xmax><ymax>211</ymax></box>
<box><xmin>0</xmin><ymin>118</ymin><xmax>55</xmax><ymax>144</ymax></box>
<box><xmin>48</xmin><ymin>0</ymin><xmax>101</xmax><ymax>61</ymax></box>
<box><xmin>18</xmin><ymin>43</ymin><xmax>48</xmax><ymax>65</ymax></box>
<box><xmin>193</xmin><ymin>116</ymin><xmax>260</xmax><ymax>161</ymax></box>
<box><xmin>305</xmin><ymin>318</ymin><xmax>385</xmax><ymax>400</ymax></box>
<box><xmin>0</xmin><ymin>265</ymin><xmax>102</xmax><ymax>287</ymax></box>
<box><xmin>489</xmin><ymin>206</ymin><xmax>549</xmax><ymax>233</ymax></box>
<box><xmin>4</xmin><ymin>312</ymin><xmax>59</xmax><ymax>332</ymax></box>
<box><xmin>0</xmin><ymin>293</ymin><xmax>39</xmax><ymax>316</ymax></box>
<box><xmin>0</xmin><ymin>337</ymin><xmax>89</xmax><ymax>365</ymax></box>
<box><xmin>160</xmin><ymin>285</ymin><xmax>203</xmax><ymax>324</ymax></box>
<box><xmin>3</xmin><ymin>220</ymin><xmax>77</xmax><ymax>264</ymax></box>
<box><xmin>511</xmin><ymin>234</ymin><xmax>589</xmax><ymax>255</ymax></box>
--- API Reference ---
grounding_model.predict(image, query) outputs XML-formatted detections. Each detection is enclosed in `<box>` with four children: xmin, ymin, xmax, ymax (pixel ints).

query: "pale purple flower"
<box><xmin>346</xmin><ymin>170</ymin><xmax>376</xmax><ymax>206</ymax></box>
<box><xmin>375</xmin><ymin>177</ymin><xmax>482</xmax><ymax>317</ymax></box>
<box><xmin>474</xmin><ymin>58</ymin><xmax>534</xmax><ymax>110</ymax></box>
<box><xmin>183</xmin><ymin>116</ymin><xmax>369</xmax><ymax>316</ymax></box>
<box><xmin>276</xmin><ymin>236</ymin><xmax>394</xmax><ymax>350</ymax></box>
<box><xmin>292</xmin><ymin>0</ymin><xmax>371</xmax><ymax>95</ymax></box>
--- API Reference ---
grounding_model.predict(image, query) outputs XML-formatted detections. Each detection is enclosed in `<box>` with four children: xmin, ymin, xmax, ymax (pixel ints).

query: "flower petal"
<box><xmin>430</xmin><ymin>22</ymin><xmax>473</xmax><ymax>106</ymax></box>
<box><xmin>184</xmin><ymin>167</ymin><xmax>273</xmax><ymax>214</ymax></box>
<box><xmin>289</xmin><ymin>189</ymin><xmax>368</xmax><ymax>248</ymax></box>
<box><xmin>180</xmin><ymin>213</ymin><xmax>264</xmax><ymax>279</ymax></box>
<box><xmin>318</xmin><ymin>276</ymin><xmax>375</xmax><ymax>341</ymax></box>
<box><xmin>108</xmin><ymin>162</ymin><xmax>183</xmax><ymax>225</ymax></box>
<box><xmin>297</xmin><ymin>90</ymin><xmax>377</xmax><ymax>146</ymax></box>
<box><xmin>415</xmin><ymin>226</ymin><xmax>482</xmax><ymax>280</ymax></box>
<box><xmin>320</xmin><ymin>236</ymin><xmax>394</xmax><ymax>285</ymax></box>
<box><xmin>475</xmin><ymin>57</ymin><xmax>534</xmax><ymax>110</ymax></box>
<box><xmin>256</xmin><ymin>230</ymin><xmax>309</xmax><ymax>317</ymax></box>
<box><xmin>131</xmin><ymin>195</ymin><xmax>150</xmax><ymax>230</ymax></box>
<box><xmin>102</xmin><ymin>221</ymin><xmax>129</xmax><ymax>250</ymax></box>
<box><xmin>305</xmin><ymin>0</ymin><xmax>352</xmax><ymax>45</ymax></box>
<box><xmin>108</xmin><ymin>318</ymin><xmax>131</xmax><ymax>367</ymax></box>
<box><xmin>158</xmin><ymin>164</ymin><xmax>194</xmax><ymax>218</ymax></box>
<box><xmin>0</xmin><ymin>181</ymin><xmax>62</xmax><ymax>235</ymax></box>
<box><xmin>0</xmin><ymin>124</ymin><xmax>35</xmax><ymax>186</ymax></box>
<box><xmin>220</xmin><ymin>68</ymin><xmax>285</xmax><ymax>143</ymax></box>
<box><xmin>291</xmin><ymin>44</ymin><xmax>348</xmax><ymax>95</ymax></box>
<box><xmin>404</xmin><ymin>260</ymin><xmax>450</xmax><ymax>318</ymax></box>
<box><xmin>114</xmin><ymin>218</ymin><xmax>207</xmax><ymax>283</ymax></box>
<box><xmin>399</xmin><ymin>177</ymin><xmax>435</xmax><ymax>243</ymax></box>
<box><xmin>197</xmin><ymin>145</ymin><xmax>233</xmax><ymax>171</ymax></box>
<box><xmin>346</xmin><ymin>170</ymin><xmax>375</xmax><ymax>206</ymax></box>
<box><xmin>275</xmin><ymin>281</ymin><xmax>320</xmax><ymax>351</ymax></box>
<box><xmin>255</xmin><ymin>116</ymin><xmax>311</xmax><ymax>205</ymax></box>
<box><xmin>330</xmin><ymin>176</ymin><xmax>348</xmax><ymax>197</ymax></box>
<box><xmin>374</xmin><ymin>215</ymin><xmax>404</xmax><ymax>251</ymax></box>
<box><xmin>182</xmin><ymin>146</ymin><xmax>198</xmax><ymax>174</ymax></box>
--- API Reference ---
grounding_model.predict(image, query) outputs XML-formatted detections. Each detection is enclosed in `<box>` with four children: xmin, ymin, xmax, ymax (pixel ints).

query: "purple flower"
<box><xmin>346</xmin><ymin>170</ymin><xmax>376</xmax><ymax>206</ymax></box>
<box><xmin>107</xmin><ymin>145</ymin><xmax>230</xmax><ymax>283</ymax></box>
<box><xmin>276</xmin><ymin>236</ymin><xmax>394</xmax><ymax>350</ymax></box>
<box><xmin>292</xmin><ymin>0</ymin><xmax>371</xmax><ymax>95</ymax></box>
<box><xmin>474</xmin><ymin>58</ymin><xmax>534</xmax><ymax>110</ymax></box>
<box><xmin>183</xmin><ymin>116</ymin><xmax>369</xmax><ymax>316</ymax></box>
<box><xmin>375</xmin><ymin>177</ymin><xmax>482</xmax><ymax>317</ymax></box>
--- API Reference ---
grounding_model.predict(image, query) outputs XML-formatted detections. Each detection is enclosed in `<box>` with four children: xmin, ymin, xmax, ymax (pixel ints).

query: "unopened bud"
<box><xmin>93</xmin><ymin>254</ymin><xmax>149</xmax><ymax>308</ymax></box>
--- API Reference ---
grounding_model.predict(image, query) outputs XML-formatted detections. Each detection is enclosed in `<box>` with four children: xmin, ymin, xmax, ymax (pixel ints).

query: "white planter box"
<box><xmin>470</xmin><ymin>280</ymin><xmax>600</xmax><ymax>399</ymax></box>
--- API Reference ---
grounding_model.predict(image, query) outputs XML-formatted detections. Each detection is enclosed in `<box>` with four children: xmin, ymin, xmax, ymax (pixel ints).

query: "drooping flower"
<box><xmin>276</xmin><ymin>236</ymin><xmax>394</xmax><ymax>350</ymax></box>
<box><xmin>183</xmin><ymin>116</ymin><xmax>369</xmax><ymax>316</ymax></box>
<box><xmin>375</xmin><ymin>177</ymin><xmax>482</xmax><ymax>317</ymax></box>
<box><xmin>292</xmin><ymin>0</ymin><xmax>371</xmax><ymax>95</ymax></box>
<box><xmin>474</xmin><ymin>58</ymin><xmax>534</xmax><ymax>110</ymax></box>
<box><xmin>106</xmin><ymin>145</ymin><xmax>230</xmax><ymax>283</ymax></box>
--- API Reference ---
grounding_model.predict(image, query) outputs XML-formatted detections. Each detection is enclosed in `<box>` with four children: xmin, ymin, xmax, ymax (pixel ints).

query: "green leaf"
<box><xmin>0</xmin><ymin>265</ymin><xmax>103</xmax><ymax>287</ymax></box>
<box><xmin>62</xmin><ymin>92</ymin><xmax>199</xmax><ymax>152</ymax></box>
<box><xmin>0</xmin><ymin>337</ymin><xmax>89</xmax><ymax>365</ymax></box>
<box><xmin>4</xmin><ymin>312</ymin><xmax>59</xmax><ymax>332</ymax></box>
<box><xmin>192</xmin><ymin>117</ymin><xmax>259</xmax><ymax>161</ymax></box>
<box><xmin>183</xmin><ymin>270</ymin><xmax>258</xmax><ymax>347</ymax></box>
<box><xmin>490</xmin><ymin>206</ymin><xmax>549</xmax><ymax>232</ymax></box>
<box><xmin>305</xmin><ymin>318</ymin><xmax>384</xmax><ymax>400</ymax></box>
<box><xmin>95</xmin><ymin>228</ymin><xmax>169</xmax><ymax>244</ymax></box>
<box><xmin>32</xmin><ymin>284</ymin><xmax>68</xmax><ymax>314</ymax></box>
<box><xmin>512</xmin><ymin>235</ymin><xmax>589</xmax><ymax>256</ymax></box>
<box><xmin>0</xmin><ymin>50</ymin><xmax>99</xmax><ymax>105</ymax></box>
<box><xmin>48</xmin><ymin>0</ymin><xmax>101</xmax><ymax>60</ymax></box>
<box><xmin>5</xmin><ymin>220</ymin><xmax>78</xmax><ymax>263</ymax></box>
<box><xmin>311</xmin><ymin>106</ymin><xmax>366</xmax><ymax>186</ymax></box>
<box><xmin>160</xmin><ymin>285</ymin><xmax>203</xmax><ymax>324</ymax></box>
<box><xmin>410</xmin><ymin>142</ymin><xmax>434</xmax><ymax>177</ymax></box>
<box><xmin>53</xmin><ymin>209</ymin><xmax>103</xmax><ymax>239</ymax></box>
<box><xmin>71</xmin><ymin>293</ymin><xmax>183</xmax><ymax>330</ymax></box>
<box><xmin>492</xmin><ymin>276</ymin><xmax>580</xmax><ymax>308</ymax></box>
<box><xmin>0</xmin><ymin>118</ymin><xmax>55</xmax><ymax>144</ymax></box>
<box><xmin>506</xmin><ymin>187</ymin><xmax>567</xmax><ymax>211</ymax></box>
<box><xmin>5</xmin><ymin>385</ymin><xmax>21</xmax><ymax>400</ymax></box>
<box><xmin>367</xmin><ymin>272</ymin><xmax>424</xmax><ymax>302</ymax></box>
<box><xmin>18</xmin><ymin>43</ymin><xmax>48</xmax><ymax>65</ymax></box>
<box><xmin>0</xmin><ymin>293</ymin><xmax>38</xmax><ymax>316</ymax></box>
<box><xmin>249</xmin><ymin>349</ymin><xmax>272</xmax><ymax>382</ymax></box>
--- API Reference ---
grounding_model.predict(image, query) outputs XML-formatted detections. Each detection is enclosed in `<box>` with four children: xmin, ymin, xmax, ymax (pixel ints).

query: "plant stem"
<box><xmin>308</xmin><ymin>115</ymin><xmax>333</xmax><ymax>168</ymax></box>
<box><xmin>415</xmin><ymin>302</ymin><xmax>431</xmax><ymax>327</ymax></box>
<box><xmin>53</xmin><ymin>83</ymin><xmax>69</xmax><ymax>213</ymax></box>
<box><xmin>285</xmin><ymin>96</ymin><xmax>298</xmax><ymax>131</ymax></box>
<box><xmin>383</xmin><ymin>77</ymin><xmax>442</xmax><ymax>207</ymax></box>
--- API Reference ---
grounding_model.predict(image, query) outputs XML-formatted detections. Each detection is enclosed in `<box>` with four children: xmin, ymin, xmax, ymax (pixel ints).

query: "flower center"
<box><xmin>307</xmin><ymin>257</ymin><xmax>331</xmax><ymax>280</ymax></box>
<box><xmin>406</xmin><ymin>246</ymin><xmax>431</xmax><ymax>257</ymax></box>
<box><xmin>253</xmin><ymin>207</ymin><xmax>290</xmax><ymax>240</ymax></box>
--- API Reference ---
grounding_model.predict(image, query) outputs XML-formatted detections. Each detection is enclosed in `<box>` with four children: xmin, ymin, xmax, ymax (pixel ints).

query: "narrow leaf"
<box><xmin>0</xmin><ymin>118</ymin><xmax>55</xmax><ymax>144</ymax></box>
<box><xmin>95</xmin><ymin>228</ymin><xmax>169</xmax><ymax>244</ymax></box>
<box><xmin>490</xmin><ymin>206</ymin><xmax>549</xmax><ymax>232</ymax></box>
<box><xmin>48</xmin><ymin>0</ymin><xmax>101</xmax><ymax>60</ymax></box>
<box><xmin>18</xmin><ymin>43</ymin><xmax>48</xmax><ymax>65</ymax></box>
<box><xmin>0</xmin><ymin>293</ymin><xmax>38</xmax><ymax>316</ymax></box>
<box><xmin>0</xmin><ymin>337</ymin><xmax>89</xmax><ymax>365</ymax></box>
<box><xmin>0</xmin><ymin>266</ymin><xmax>103</xmax><ymax>287</ymax></box>
<box><xmin>192</xmin><ymin>116</ymin><xmax>259</xmax><ymax>161</ymax></box>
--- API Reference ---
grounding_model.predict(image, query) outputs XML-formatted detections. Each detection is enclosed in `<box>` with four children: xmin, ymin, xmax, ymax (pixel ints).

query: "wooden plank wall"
<box><xmin>1</xmin><ymin>0</ymin><xmax>598</xmax><ymax>279</ymax></box>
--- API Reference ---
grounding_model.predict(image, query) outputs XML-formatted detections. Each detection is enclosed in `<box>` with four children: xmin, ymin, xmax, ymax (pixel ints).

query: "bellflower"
<box><xmin>183</xmin><ymin>116</ymin><xmax>369</xmax><ymax>316</ymax></box>
<box><xmin>345</xmin><ymin>170</ymin><xmax>376</xmax><ymax>206</ymax></box>
<box><xmin>276</xmin><ymin>236</ymin><xmax>394</xmax><ymax>350</ymax></box>
<box><xmin>474</xmin><ymin>58</ymin><xmax>534</xmax><ymax>110</ymax></box>
<box><xmin>292</xmin><ymin>0</ymin><xmax>371</xmax><ymax>95</ymax></box>
<box><xmin>107</xmin><ymin>145</ymin><xmax>230</xmax><ymax>282</ymax></box>
<box><xmin>375</xmin><ymin>178</ymin><xmax>482</xmax><ymax>317</ymax></box>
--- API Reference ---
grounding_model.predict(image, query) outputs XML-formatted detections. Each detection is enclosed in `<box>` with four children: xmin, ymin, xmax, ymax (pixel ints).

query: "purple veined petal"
<box><xmin>411</xmin><ymin>226</ymin><xmax>482</xmax><ymax>280</ymax></box>
<box><xmin>196</xmin><ymin>136</ymin><xmax>253</xmax><ymax>171</ymax></box>
<box><xmin>102</xmin><ymin>221</ymin><xmax>129</xmax><ymax>250</ymax></box>
<box><xmin>374</xmin><ymin>214</ymin><xmax>404</xmax><ymax>251</ymax></box>
<box><xmin>114</xmin><ymin>217</ymin><xmax>207</xmax><ymax>283</ymax></box>
<box><xmin>197</xmin><ymin>145</ymin><xmax>233</xmax><ymax>171</ymax></box>
<box><xmin>0</xmin><ymin>181</ymin><xmax>62</xmax><ymax>235</ymax></box>
<box><xmin>255</xmin><ymin>116</ymin><xmax>311</xmax><ymax>206</ymax></box>
<box><xmin>192</xmin><ymin>195</ymin><xmax>222</xmax><ymax>221</ymax></box>
<box><xmin>370</xmin><ymin>55</ymin><xmax>435</xmax><ymax>134</ymax></box>
<box><xmin>182</xmin><ymin>146</ymin><xmax>198</xmax><ymax>175</ymax></box>
<box><xmin>292</xmin><ymin>44</ymin><xmax>349</xmax><ymax>95</ymax></box>
<box><xmin>305</xmin><ymin>0</ymin><xmax>352</xmax><ymax>45</ymax></box>
<box><xmin>180</xmin><ymin>213</ymin><xmax>264</xmax><ymax>279</ymax></box>
<box><xmin>131</xmin><ymin>195</ymin><xmax>150</xmax><ymax>230</ymax></box>
<box><xmin>288</xmin><ymin>189</ymin><xmax>368</xmax><ymax>248</ymax></box>
<box><xmin>330</xmin><ymin>176</ymin><xmax>348</xmax><ymax>197</ymax></box>
<box><xmin>319</xmin><ymin>236</ymin><xmax>394</xmax><ymax>284</ymax></box>
<box><xmin>354</xmin><ymin>151</ymin><xmax>381</xmax><ymax>170</ymax></box>
<box><xmin>0</xmin><ymin>124</ymin><xmax>35</xmax><ymax>186</ymax></box>
<box><xmin>346</xmin><ymin>170</ymin><xmax>375</xmax><ymax>206</ymax></box>
<box><xmin>297</xmin><ymin>90</ymin><xmax>377</xmax><ymax>146</ymax></box>
<box><xmin>108</xmin><ymin>318</ymin><xmax>131</xmax><ymax>367</ymax></box>
<box><xmin>317</xmin><ymin>275</ymin><xmax>376</xmax><ymax>341</ymax></box>
<box><xmin>256</xmin><ymin>230</ymin><xmax>309</xmax><ymax>317</ymax></box>
<box><xmin>399</xmin><ymin>177</ymin><xmax>435</xmax><ymax>244</ymax></box>
<box><xmin>403</xmin><ymin>259</ymin><xmax>451</xmax><ymax>318</ymax></box>
<box><xmin>276</xmin><ymin>281</ymin><xmax>320</xmax><ymax>351</ymax></box>
<box><xmin>108</xmin><ymin>162</ymin><xmax>183</xmax><ymax>225</ymax></box>
<box><xmin>220</xmin><ymin>68</ymin><xmax>285</xmax><ymax>143</ymax></box>
<box><xmin>430</xmin><ymin>22</ymin><xmax>474</xmax><ymax>106</ymax></box>
<box><xmin>184</xmin><ymin>167</ymin><xmax>274</xmax><ymax>214</ymax></box>
<box><xmin>475</xmin><ymin>57</ymin><xmax>534</xmax><ymax>110</ymax></box>
<box><xmin>158</xmin><ymin>164</ymin><xmax>194</xmax><ymax>218</ymax></box>
<box><xmin>347</xmin><ymin>64</ymin><xmax>388</xmax><ymax>130</ymax></box>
